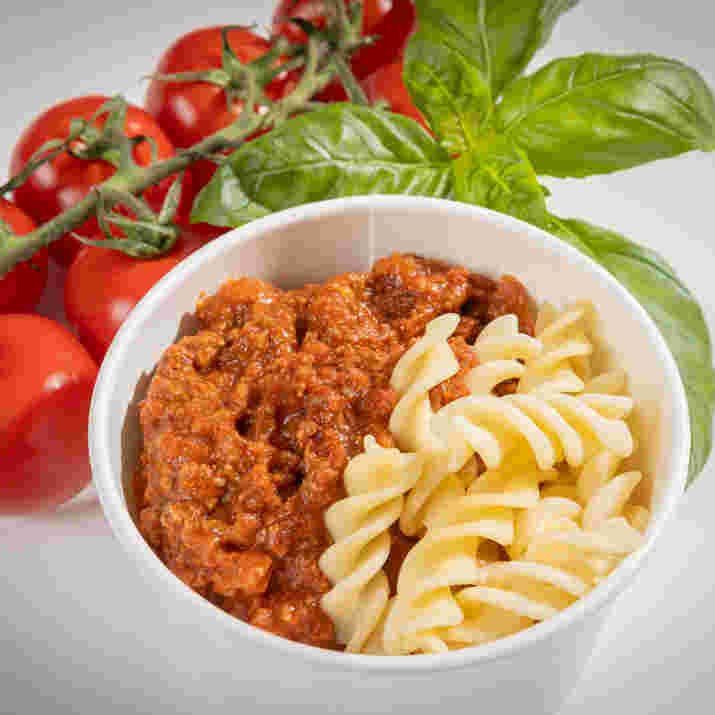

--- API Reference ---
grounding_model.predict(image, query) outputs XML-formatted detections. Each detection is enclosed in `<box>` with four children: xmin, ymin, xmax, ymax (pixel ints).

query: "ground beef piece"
<box><xmin>366</xmin><ymin>253</ymin><xmax>472</xmax><ymax>340</ymax></box>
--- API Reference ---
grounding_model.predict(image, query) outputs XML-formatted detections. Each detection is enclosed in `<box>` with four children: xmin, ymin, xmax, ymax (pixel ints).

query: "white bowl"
<box><xmin>89</xmin><ymin>196</ymin><xmax>690</xmax><ymax>715</ymax></box>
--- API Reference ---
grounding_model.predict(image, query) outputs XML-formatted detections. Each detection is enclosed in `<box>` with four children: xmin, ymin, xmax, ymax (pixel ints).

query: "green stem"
<box><xmin>0</xmin><ymin>118</ymin><xmax>263</xmax><ymax>274</ymax></box>
<box><xmin>0</xmin><ymin>30</ymin><xmax>360</xmax><ymax>277</ymax></box>
<box><xmin>334</xmin><ymin>56</ymin><xmax>369</xmax><ymax>105</ymax></box>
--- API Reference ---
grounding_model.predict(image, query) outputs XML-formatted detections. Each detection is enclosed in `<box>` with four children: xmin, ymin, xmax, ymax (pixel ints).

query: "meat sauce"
<box><xmin>135</xmin><ymin>253</ymin><xmax>535</xmax><ymax>649</ymax></box>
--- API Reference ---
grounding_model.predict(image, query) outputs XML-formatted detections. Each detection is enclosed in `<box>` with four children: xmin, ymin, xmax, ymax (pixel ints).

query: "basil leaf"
<box><xmin>485</xmin><ymin>0</ymin><xmax>578</xmax><ymax>97</ymax></box>
<box><xmin>221</xmin><ymin>104</ymin><xmax>453</xmax><ymax>213</ymax></box>
<box><xmin>405</xmin><ymin>0</ymin><xmax>493</xmax><ymax>152</ymax></box>
<box><xmin>551</xmin><ymin>216</ymin><xmax>715</xmax><ymax>484</ymax></box>
<box><xmin>496</xmin><ymin>53</ymin><xmax>715</xmax><ymax>177</ymax></box>
<box><xmin>191</xmin><ymin>164</ymin><xmax>271</xmax><ymax>228</ymax></box>
<box><xmin>454</xmin><ymin>133</ymin><xmax>549</xmax><ymax>227</ymax></box>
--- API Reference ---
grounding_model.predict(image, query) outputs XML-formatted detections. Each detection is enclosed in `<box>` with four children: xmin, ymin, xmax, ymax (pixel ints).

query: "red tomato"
<box><xmin>64</xmin><ymin>228</ymin><xmax>221</xmax><ymax>363</ymax></box>
<box><xmin>313</xmin><ymin>0</ymin><xmax>416</xmax><ymax>102</ymax></box>
<box><xmin>362</xmin><ymin>59</ymin><xmax>427</xmax><ymax>129</ymax></box>
<box><xmin>0</xmin><ymin>315</ymin><xmax>97</xmax><ymax>514</ymax></box>
<box><xmin>146</xmin><ymin>27</ymin><xmax>296</xmax><ymax>202</ymax></box>
<box><xmin>272</xmin><ymin>0</ymin><xmax>391</xmax><ymax>44</ymax></box>
<box><xmin>10</xmin><ymin>96</ymin><xmax>186</xmax><ymax>268</ymax></box>
<box><xmin>0</xmin><ymin>198</ymin><xmax>48</xmax><ymax>313</ymax></box>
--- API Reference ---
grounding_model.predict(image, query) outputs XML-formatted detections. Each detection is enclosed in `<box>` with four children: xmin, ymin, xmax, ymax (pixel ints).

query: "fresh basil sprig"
<box><xmin>496</xmin><ymin>54</ymin><xmax>715</xmax><ymax>177</ymax></box>
<box><xmin>403</xmin><ymin>0</ymin><xmax>493</xmax><ymax>152</ymax></box>
<box><xmin>192</xmin><ymin>104</ymin><xmax>453</xmax><ymax>225</ymax></box>
<box><xmin>452</xmin><ymin>133</ymin><xmax>549</xmax><ymax>227</ymax></box>
<box><xmin>484</xmin><ymin>0</ymin><xmax>579</xmax><ymax>96</ymax></box>
<box><xmin>191</xmin><ymin>0</ymin><xmax>715</xmax><ymax>483</ymax></box>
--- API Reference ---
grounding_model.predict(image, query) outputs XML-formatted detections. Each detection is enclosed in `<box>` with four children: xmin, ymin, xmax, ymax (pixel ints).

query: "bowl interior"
<box><xmin>91</xmin><ymin>196</ymin><xmax>689</xmax><ymax>665</ymax></box>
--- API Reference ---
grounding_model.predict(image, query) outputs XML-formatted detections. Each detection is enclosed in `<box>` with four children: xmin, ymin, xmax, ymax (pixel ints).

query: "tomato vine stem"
<box><xmin>0</xmin><ymin>3</ymin><xmax>367</xmax><ymax>277</ymax></box>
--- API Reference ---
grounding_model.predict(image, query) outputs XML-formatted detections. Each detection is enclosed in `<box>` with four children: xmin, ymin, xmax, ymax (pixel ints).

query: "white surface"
<box><xmin>0</xmin><ymin>0</ymin><xmax>714</xmax><ymax>713</ymax></box>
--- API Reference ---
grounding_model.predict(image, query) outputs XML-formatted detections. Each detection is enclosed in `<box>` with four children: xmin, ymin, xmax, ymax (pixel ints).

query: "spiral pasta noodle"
<box><xmin>518</xmin><ymin>303</ymin><xmax>594</xmax><ymax>395</ymax></box>
<box><xmin>399</xmin><ymin>312</ymin><xmax>545</xmax><ymax>536</ymax></box>
<box><xmin>389</xmin><ymin>313</ymin><xmax>461</xmax><ymax>453</ymax></box>
<box><xmin>432</xmin><ymin>390</ymin><xmax>634</xmax><ymax>481</ymax></box>
<box><xmin>433</xmin><ymin>367</ymin><xmax>648</xmax><ymax>650</ymax></box>
<box><xmin>379</xmin><ymin>458</ymin><xmax>551</xmax><ymax>655</ymax></box>
<box><xmin>324</xmin><ymin>302</ymin><xmax>650</xmax><ymax>655</ymax></box>
<box><xmin>431</xmin><ymin>479</ymin><xmax>644</xmax><ymax>651</ymax></box>
<box><xmin>399</xmin><ymin>309</ymin><xmax>619</xmax><ymax>538</ymax></box>
<box><xmin>318</xmin><ymin>436</ymin><xmax>424</xmax><ymax>653</ymax></box>
<box><xmin>398</xmin><ymin>316</ymin><xmax>634</xmax><ymax>537</ymax></box>
<box><xmin>465</xmin><ymin>314</ymin><xmax>543</xmax><ymax>395</ymax></box>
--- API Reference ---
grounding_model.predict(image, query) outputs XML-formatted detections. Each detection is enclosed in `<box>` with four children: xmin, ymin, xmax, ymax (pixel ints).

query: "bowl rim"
<box><xmin>89</xmin><ymin>195</ymin><xmax>691</xmax><ymax>673</ymax></box>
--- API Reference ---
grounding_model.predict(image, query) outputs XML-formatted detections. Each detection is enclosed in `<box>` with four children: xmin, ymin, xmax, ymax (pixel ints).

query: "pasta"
<box><xmin>466</xmin><ymin>314</ymin><xmax>543</xmax><ymax>395</ymax></box>
<box><xmin>433</xmin><ymin>390</ymin><xmax>634</xmax><ymax>476</ymax></box>
<box><xmin>399</xmin><ymin>311</ymin><xmax>635</xmax><ymax>537</ymax></box>
<box><xmin>518</xmin><ymin>303</ymin><xmax>594</xmax><ymax>395</ymax></box>
<box><xmin>321</xmin><ymin>300</ymin><xmax>651</xmax><ymax>656</ymax></box>
<box><xmin>387</xmin><ymin>474</ymin><xmax>645</xmax><ymax>653</ymax></box>
<box><xmin>389</xmin><ymin>313</ymin><xmax>461</xmax><ymax>453</ymax></box>
<box><xmin>380</xmin><ymin>459</ymin><xmax>549</xmax><ymax>655</ymax></box>
<box><xmin>399</xmin><ymin>313</ymin><xmax>543</xmax><ymax>536</ymax></box>
<box><xmin>319</xmin><ymin>436</ymin><xmax>424</xmax><ymax>652</ymax></box>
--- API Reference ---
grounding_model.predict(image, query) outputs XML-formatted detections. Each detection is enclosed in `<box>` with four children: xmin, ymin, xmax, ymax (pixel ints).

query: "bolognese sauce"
<box><xmin>134</xmin><ymin>253</ymin><xmax>535</xmax><ymax>649</ymax></box>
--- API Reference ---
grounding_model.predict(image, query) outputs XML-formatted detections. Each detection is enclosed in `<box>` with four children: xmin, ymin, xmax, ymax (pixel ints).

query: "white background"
<box><xmin>1</xmin><ymin>1</ymin><xmax>714</xmax><ymax>713</ymax></box>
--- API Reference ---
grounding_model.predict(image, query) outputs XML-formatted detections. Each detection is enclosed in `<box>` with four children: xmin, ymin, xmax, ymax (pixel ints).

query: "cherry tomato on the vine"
<box><xmin>0</xmin><ymin>315</ymin><xmax>97</xmax><ymax>514</ymax></box>
<box><xmin>145</xmin><ymin>27</ymin><xmax>295</xmax><ymax>202</ymax></box>
<box><xmin>10</xmin><ymin>96</ymin><xmax>188</xmax><ymax>268</ymax></box>
<box><xmin>65</xmin><ymin>228</ymin><xmax>223</xmax><ymax>363</ymax></box>
<box><xmin>271</xmin><ymin>0</ymin><xmax>392</xmax><ymax>44</ymax></box>
<box><xmin>0</xmin><ymin>198</ymin><xmax>48</xmax><ymax>313</ymax></box>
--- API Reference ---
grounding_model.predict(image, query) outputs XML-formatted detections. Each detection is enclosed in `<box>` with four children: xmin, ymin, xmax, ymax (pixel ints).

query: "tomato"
<box><xmin>146</xmin><ymin>27</ymin><xmax>296</xmax><ymax>203</ymax></box>
<box><xmin>0</xmin><ymin>198</ymin><xmax>48</xmax><ymax>313</ymax></box>
<box><xmin>313</xmin><ymin>0</ymin><xmax>416</xmax><ymax>102</ymax></box>
<box><xmin>272</xmin><ymin>0</ymin><xmax>391</xmax><ymax>44</ymax></box>
<box><xmin>10</xmin><ymin>96</ymin><xmax>187</xmax><ymax>268</ymax></box>
<box><xmin>362</xmin><ymin>59</ymin><xmax>427</xmax><ymax>129</ymax></box>
<box><xmin>0</xmin><ymin>315</ymin><xmax>97</xmax><ymax>514</ymax></box>
<box><xmin>64</xmin><ymin>228</ymin><xmax>222</xmax><ymax>363</ymax></box>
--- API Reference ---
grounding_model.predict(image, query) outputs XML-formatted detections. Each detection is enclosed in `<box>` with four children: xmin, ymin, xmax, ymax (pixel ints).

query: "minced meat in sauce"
<box><xmin>135</xmin><ymin>253</ymin><xmax>535</xmax><ymax>649</ymax></box>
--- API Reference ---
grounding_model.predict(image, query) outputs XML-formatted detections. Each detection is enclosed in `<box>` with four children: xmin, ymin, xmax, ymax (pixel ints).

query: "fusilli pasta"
<box><xmin>421</xmin><ymin>482</ymin><xmax>644</xmax><ymax>651</ymax></box>
<box><xmin>433</xmin><ymin>390</ymin><xmax>634</xmax><ymax>478</ymax></box>
<box><xmin>399</xmin><ymin>313</ymin><xmax>542</xmax><ymax>536</ymax></box>
<box><xmin>389</xmin><ymin>313</ymin><xmax>461</xmax><ymax>453</ymax></box>
<box><xmin>379</xmin><ymin>460</ymin><xmax>549</xmax><ymax>655</ymax></box>
<box><xmin>319</xmin><ymin>436</ymin><xmax>424</xmax><ymax>652</ymax></box>
<box><xmin>518</xmin><ymin>303</ymin><xmax>594</xmax><ymax>395</ymax></box>
<box><xmin>323</xmin><ymin>302</ymin><xmax>651</xmax><ymax>655</ymax></box>
<box><xmin>466</xmin><ymin>314</ymin><xmax>543</xmax><ymax>395</ymax></box>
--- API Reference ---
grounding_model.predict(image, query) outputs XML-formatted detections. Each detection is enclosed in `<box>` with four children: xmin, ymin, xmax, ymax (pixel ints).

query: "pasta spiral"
<box><xmin>518</xmin><ymin>303</ymin><xmax>594</xmax><ymax>395</ymax></box>
<box><xmin>319</xmin><ymin>436</ymin><xmax>424</xmax><ymax>652</ymax></box>
<box><xmin>398</xmin><ymin>310</ymin><xmax>630</xmax><ymax>538</ymax></box>
<box><xmin>328</xmin><ymin>304</ymin><xmax>650</xmax><ymax>656</ymax></box>
<box><xmin>465</xmin><ymin>314</ymin><xmax>543</xmax><ymax>395</ymax></box>
<box><xmin>431</xmin><ymin>390</ymin><xmax>634</xmax><ymax>483</ymax></box>
<box><xmin>436</xmin><ymin>490</ymin><xmax>644</xmax><ymax>650</ymax></box>
<box><xmin>389</xmin><ymin>313</ymin><xmax>460</xmax><ymax>452</ymax></box>
<box><xmin>399</xmin><ymin>313</ymin><xmax>541</xmax><ymax>536</ymax></box>
<box><xmin>380</xmin><ymin>460</ymin><xmax>548</xmax><ymax>655</ymax></box>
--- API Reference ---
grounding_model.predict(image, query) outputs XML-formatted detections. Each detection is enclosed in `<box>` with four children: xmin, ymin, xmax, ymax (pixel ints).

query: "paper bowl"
<box><xmin>89</xmin><ymin>196</ymin><xmax>690</xmax><ymax>715</ymax></box>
